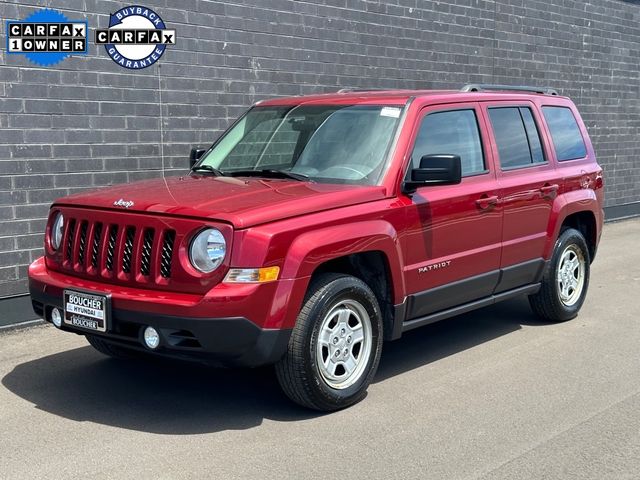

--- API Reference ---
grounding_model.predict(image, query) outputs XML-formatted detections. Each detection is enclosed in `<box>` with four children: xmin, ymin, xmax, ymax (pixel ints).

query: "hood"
<box><xmin>56</xmin><ymin>175</ymin><xmax>388</xmax><ymax>228</ymax></box>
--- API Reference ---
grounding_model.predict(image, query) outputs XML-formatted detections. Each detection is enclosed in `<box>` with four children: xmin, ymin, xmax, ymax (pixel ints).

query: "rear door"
<box><xmin>481</xmin><ymin>101</ymin><xmax>558</xmax><ymax>292</ymax></box>
<box><xmin>400</xmin><ymin>102</ymin><xmax>503</xmax><ymax>319</ymax></box>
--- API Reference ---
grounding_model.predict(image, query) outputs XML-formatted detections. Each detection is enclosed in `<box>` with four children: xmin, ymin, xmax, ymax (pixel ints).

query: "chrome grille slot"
<box><xmin>140</xmin><ymin>228</ymin><xmax>154</xmax><ymax>276</ymax></box>
<box><xmin>65</xmin><ymin>218</ymin><xmax>76</xmax><ymax>263</ymax></box>
<box><xmin>160</xmin><ymin>230</ymin><xmax>175</xmax><ymax>278</ymax></box>
<box><xmin>122</xmin><ymin>227</ymin><xmax>135</xmax><ymax>274</ymax></box>
<box><xmin>91</xmin><ymin>223</ymin><xmax>102</xmax><ymax>269</ymax></box>
<box><xmin>105</xmin><ymin>225</ymin><xmax>118</xmax><ymax>272</ymax></box>
<box><xmin>77</xmin><ymin>221</ymin><xmax>88</xmax><ymax>266</ymax></box>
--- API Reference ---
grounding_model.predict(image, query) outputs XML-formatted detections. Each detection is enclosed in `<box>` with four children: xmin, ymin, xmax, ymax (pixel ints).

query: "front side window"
<box><xmin>488</xmin><ymin>107</ymin><xmax>546</xmax><ymax>169</ymax></box>
<box><xmin>542</xmin><ymin>106</ymin><xmax>587</xmax><ymax>161</ymax></box>
<box><xmin>410</xmin><ymin>109</ymin><xmax>485</xmax><ymax>176</ymax></box>
<box><xmin>198</xmin><ymin>104</ymin><xmax>403</xmax><ymax>185</ymax></box>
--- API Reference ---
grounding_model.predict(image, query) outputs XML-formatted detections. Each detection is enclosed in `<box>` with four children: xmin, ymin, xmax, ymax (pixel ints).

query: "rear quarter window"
<box><xmin>542</xmin><ymin>106</ymin><xmax>587</xmax><ymax>161</ymax></box>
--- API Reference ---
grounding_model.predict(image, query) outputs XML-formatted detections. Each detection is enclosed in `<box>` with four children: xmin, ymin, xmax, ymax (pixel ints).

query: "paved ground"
<box><xmin>1</xmin><ymin>218</ymin><xmax>639</xmax><ymax>480</ymax></box>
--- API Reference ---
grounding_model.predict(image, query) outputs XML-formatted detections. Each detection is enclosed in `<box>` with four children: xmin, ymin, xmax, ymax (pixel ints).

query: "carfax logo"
<box><xmin>6</xmin><ymin>9</ymin><xmax>87</xmax><ymax>66</ymax></box>
<box><xmin>95</xmin><ymin>5</ymin><xmax>175</xmax><ymax>69</ymax></box>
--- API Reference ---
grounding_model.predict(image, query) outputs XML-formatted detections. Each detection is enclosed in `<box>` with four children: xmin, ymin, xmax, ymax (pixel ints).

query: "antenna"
<box><xmin>157</xmin><ymin>64</ymin><xmax>166</xmax><ymax>178</ymax></box>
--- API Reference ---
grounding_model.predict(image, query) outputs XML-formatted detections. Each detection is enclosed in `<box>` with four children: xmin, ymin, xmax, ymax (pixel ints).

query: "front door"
<box><xmin>401</xmin><ymin>103</ymin><xmax>502</xmax><ymax>319</ymax></box>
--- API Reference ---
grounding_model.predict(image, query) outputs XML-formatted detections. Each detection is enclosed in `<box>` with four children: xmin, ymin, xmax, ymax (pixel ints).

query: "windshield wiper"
<box><xmin>191</xmin><ymin>165</ymin><xmax>225</xmax><ymax>176</ymax></box>
<box><xmin>227</xmin><ymin>169</ymin><xmax>310</xmax><ymax>182</ymax></box>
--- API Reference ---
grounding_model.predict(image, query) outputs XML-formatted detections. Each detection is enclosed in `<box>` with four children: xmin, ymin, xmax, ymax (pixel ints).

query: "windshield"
<box><xmin>197</xmin><ymin>104</ymin><xmax>403</xmax><ymax>185</ymax></box>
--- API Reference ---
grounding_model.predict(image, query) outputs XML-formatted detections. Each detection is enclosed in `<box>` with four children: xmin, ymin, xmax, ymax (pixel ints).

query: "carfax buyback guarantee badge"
<box><xmin>95</xmin><ymin>5</ymin><xmax>175</xmax><ymax>69</ymax></box>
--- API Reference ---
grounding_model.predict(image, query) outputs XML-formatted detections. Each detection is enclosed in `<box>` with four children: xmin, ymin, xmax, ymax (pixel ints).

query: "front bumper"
<box><xmin>29</xmin><ymin>258</ymin><xmax>292</xmax><ymax>367</ymax></box>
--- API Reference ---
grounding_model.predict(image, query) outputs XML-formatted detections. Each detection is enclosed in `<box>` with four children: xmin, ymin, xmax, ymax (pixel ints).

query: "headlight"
<box><xmin>189</xmin><ymin>228</ymin><xmax>226</xmax><ymax>273</ymax></box>
<box><xmin>51</xmin><ymin>212</ymin><xmax>64</xmax><ymax>250</ymax></box>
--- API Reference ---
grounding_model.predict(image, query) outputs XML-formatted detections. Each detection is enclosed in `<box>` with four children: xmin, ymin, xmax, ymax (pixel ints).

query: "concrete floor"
<box><xmin>1</xmin><ymin>218</ymin><xmax>638</xmax><ymax>479</ymax></box>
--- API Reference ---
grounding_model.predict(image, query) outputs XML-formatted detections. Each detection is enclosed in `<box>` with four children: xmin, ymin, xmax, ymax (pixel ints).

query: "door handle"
<box><xmin>475</xmin><ymin>195</ymin><xmax>499</xmax><ymax>210</ymax></box>
<box><xmin>540</xmin><ymin>183</ymin><xmax>559</xmax><ymax>199</ymax></box>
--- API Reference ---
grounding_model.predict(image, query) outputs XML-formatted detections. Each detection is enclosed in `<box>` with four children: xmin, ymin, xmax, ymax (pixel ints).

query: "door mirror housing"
<box><xmin>190</xmin><ymin>148</ymin><xmax>207</xmax><ymax>168</ymax></box>
<box><xmin>403</xmin><ymin>154</ymin><xmax>462</xmax><ymax>193</ymax></box>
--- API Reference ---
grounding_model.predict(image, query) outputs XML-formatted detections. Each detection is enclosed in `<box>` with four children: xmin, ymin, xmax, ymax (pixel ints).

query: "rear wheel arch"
<box><xmin>560</xmin><ymin>211</ymin><xmax>597</xmax><ymax>262</ymax></box>
<box><xmin>545</xmin><ymin>192</ymin><xmax>600</xmax><ymax>262</ymax></box>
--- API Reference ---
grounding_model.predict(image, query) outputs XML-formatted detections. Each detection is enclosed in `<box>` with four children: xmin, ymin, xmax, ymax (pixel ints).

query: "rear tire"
<box><xmin>529</xmin><ymin>228</ymin><xmax>590</xmax><ymax>322</ymax></box>
<box><xmin>86</xmin><ymin>335</ymin><xmax>144</xmax><ymax>360</ymax></box>
<box><xmin>275</xmin><ymin>273</ymin><xmax>383</xmax><ymax>411</ymax></box>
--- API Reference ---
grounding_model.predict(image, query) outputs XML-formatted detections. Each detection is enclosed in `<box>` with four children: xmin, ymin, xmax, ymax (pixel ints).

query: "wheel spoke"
<box><xmin>350</xmin><ymin>325</ymin><xmax>364</xmax><ymax>344</ymax></box>
<box><xmin>343</xmin><ymin>356</ymin><xmax>357</xmax><ymax>376</ymax></box>
<box><xmin>323</xmin><ymin>352</ymin><xmax>332</xmax><ymax>369</ymax></box>
<box><xmin>318</xmin><ymin>324</ymin><xmax>334</xmax><ymax>347</ymax></box>
<box><xmin>337</xmin><ymin>308</ymin><xmax>351</xmax><ymax>326</ymax></box>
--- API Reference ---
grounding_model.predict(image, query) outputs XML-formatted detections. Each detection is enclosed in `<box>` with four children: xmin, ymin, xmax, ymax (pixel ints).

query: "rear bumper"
<box><xmin>28</xmin><ymin>257</ymin><xmax>292</xmax><ymax>367</ymax></box>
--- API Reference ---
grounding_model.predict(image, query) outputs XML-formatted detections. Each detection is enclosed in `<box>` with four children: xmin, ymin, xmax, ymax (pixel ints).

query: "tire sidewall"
<box><xmin>304</xmin><ymin>278</ymin><xmax>383</xmax><ymax>407</ymax></box>
<box><xmin>550</xmin><ymin>228</ymin><xmax>591</xmax><ymax>319</ymax></box>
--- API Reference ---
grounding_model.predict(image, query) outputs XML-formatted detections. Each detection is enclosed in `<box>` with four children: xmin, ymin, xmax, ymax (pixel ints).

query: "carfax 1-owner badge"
<box><xmin>96</xmin><ymin>5</ymin><xmax>175</xmax><ymax>69</ymax></box>
<box><xmin>6</xmin><ymin>8</ymin><xmax>88</xmax><ymax>66</ymax></box>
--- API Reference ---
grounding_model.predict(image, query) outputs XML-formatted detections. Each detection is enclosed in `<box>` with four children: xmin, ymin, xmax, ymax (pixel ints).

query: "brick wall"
<box><xmin>0</xmin><ymin>0</ymin><xmax>639</xmax><ymax>299</ymax></box>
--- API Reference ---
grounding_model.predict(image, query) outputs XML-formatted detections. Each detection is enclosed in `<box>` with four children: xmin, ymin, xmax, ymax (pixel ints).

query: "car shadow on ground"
<box><xmin>2</xmin><ymin>297</ymin><xmax>550</xmax><ymax>434</ymax></box>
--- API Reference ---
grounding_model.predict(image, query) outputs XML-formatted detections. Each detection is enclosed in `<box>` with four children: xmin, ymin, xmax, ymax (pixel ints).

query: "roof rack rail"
<box><xmin>461</xmin><ymin>84</ymin><xmax>558</xmax><ymax>96</ymax></box>
<box><xmin>336</xmin><ymin>88</ymin><xmax>391</xmax><ymax>93</ymax></box>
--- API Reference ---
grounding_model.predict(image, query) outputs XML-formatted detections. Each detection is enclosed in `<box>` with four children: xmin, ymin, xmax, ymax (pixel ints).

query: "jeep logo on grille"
<box><xmin>113</xmin><ymin>198</ymin><xmax>134</xmax><ymax>209</ymax></box>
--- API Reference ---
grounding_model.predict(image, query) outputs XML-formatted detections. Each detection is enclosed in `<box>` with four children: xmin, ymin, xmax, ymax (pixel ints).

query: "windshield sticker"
<box><xmin>380</xmin><ymin>107</ymin><xmax>401</xmax><ymax>118</ymax></box>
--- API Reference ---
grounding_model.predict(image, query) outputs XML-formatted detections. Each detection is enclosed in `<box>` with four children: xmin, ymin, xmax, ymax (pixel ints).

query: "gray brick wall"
<box><xmin>0</xmin><ymin>0</ymin><xmax>639</xmax><ymax>298</ymax></box>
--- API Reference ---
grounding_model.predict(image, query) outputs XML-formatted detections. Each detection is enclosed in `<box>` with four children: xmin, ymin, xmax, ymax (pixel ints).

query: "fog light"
<box><xmin>51</xmin><ymin>308</ymin><xmax>62</xmax><ymax>328</ymax></box>
<box><xmin>143</xmin><ymin>326</ymin><xmax>160</xmax><ymax>349</ymax></box>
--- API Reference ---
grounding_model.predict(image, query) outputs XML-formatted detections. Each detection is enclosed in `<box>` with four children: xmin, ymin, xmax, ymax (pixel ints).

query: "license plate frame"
<box><xmin>63</xmin><ymin>289</ymin><xmax>111</xmax><ymax>333</ymax></box>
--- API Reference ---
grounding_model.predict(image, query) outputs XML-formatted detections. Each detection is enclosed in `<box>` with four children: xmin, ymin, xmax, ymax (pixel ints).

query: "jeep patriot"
<box><xmin>29</xmin><ymin>84</ymin><xmax>604</xmax><ymax>410</ymax></box>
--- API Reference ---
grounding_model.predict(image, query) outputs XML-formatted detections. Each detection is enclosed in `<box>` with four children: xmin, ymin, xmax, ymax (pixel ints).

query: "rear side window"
<box><xmin>542</xmin><ymin>106</ymin><xmax>587</xmax><ymax>161</ymax></box>
<box><xmin>411</xmin><ymin>109</ymin><xmax>485</xmax><ymax>176</ymax></box>
<box><xmin>488</xmin><ymin>107</ymin><xmax>546</xmax><ymax>169</ymax></box>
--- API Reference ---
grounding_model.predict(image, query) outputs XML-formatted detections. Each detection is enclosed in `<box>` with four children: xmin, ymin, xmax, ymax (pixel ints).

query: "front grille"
<box><xmin>61</xmin><ymin>216</ymin><xmax>176</xmax><ymax>284</ymax></box>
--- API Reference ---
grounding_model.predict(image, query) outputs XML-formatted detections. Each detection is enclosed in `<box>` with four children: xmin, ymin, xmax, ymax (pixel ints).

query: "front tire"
<box><xmin>275</xmin><ymin>273</ymin><xmax>383</xmax><ymax>411</ymax></box>
<box><xmin>529</xmin><ymin>228</ymin><xmax>590</xmax><ymax>322</ymax></box>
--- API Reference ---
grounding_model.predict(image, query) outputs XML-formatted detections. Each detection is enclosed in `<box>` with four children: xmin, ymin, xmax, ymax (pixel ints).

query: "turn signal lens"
<box><xmin>224</xmin><ymin>266</ymin><xmax>280</xmax><ymax>283</ymax></box>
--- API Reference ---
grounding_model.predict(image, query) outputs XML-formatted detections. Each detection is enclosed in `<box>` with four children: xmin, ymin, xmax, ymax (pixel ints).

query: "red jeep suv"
<box><xmin>29</xmin><ymin>84</ymin><xmax>604</xmax><ymax>411</ymax></box>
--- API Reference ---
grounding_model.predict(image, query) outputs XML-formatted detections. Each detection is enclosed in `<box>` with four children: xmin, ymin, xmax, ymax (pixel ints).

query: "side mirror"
<box><xmin>190</xmin><ymin>148</ymin><xmax>206</xmax><ymax>168</ymax></box>
<box><xmin>403</xmin><ymin>154</ymin><xmax>462</xmax><ymax>193</ymax></box>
